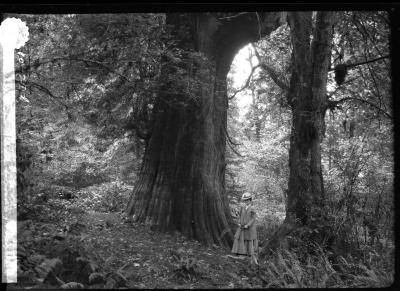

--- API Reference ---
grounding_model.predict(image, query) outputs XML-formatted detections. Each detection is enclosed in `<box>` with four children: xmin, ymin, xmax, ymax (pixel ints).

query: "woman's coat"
<box><xmin>234</xmin><ymin>205</ymin><xmax>257</xmax><ymax>240</ymax></box>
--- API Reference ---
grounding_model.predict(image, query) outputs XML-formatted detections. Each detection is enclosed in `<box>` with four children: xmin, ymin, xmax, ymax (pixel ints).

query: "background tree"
<box><xmin>283</xmin><ymin>11</ymin><xmax>336</xmax><ymax>224</ymax></box>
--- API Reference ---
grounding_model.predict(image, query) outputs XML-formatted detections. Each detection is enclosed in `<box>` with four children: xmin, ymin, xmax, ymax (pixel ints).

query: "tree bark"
<box><xmin>126</xmin><ymin>12</ymin><xmax>285</xmax><ymax>246</ymax></box>
<box><xmin>285</xmin><ymin>12</ymin><xmax>336</xmax><ymax>224</ymax></box>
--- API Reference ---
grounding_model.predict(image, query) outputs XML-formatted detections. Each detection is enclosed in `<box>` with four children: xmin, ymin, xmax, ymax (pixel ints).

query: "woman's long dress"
<box><xmin>231</xmin><ymin>205</ymin><xmax>258</xmax><ymax>256</ymax></box>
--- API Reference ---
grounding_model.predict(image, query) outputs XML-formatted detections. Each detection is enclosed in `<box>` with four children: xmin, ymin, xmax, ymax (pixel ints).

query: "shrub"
<box><xmin>54</xmin><ymin>162</ymin><xmax>109</xmax><ymax>189</ymax></box>
<box><xmin>74</xmin><ymin>181</ymin><xmax>133</xmax><ymax>213</ymax></box>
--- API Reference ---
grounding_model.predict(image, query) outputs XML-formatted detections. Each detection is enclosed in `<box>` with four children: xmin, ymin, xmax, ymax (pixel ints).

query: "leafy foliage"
<box><xmin>75</xmin><ymin>181</ymin><xmax>133</xmax><ymax>213</ymax></box>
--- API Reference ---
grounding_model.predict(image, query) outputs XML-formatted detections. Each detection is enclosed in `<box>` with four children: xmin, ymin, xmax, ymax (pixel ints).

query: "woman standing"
<box><xmin>231</xmin><ymin>192</ymin><xmax>259</xmax><ymax>265</ymax></box>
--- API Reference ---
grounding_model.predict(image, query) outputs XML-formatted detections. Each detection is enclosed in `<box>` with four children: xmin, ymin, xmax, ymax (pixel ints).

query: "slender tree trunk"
<box><xmin>285</xmin><ymin>12</ymin><xmax>336</xmax><ymax>224</ymax></box>
<box><xmin>126</xmin><ymin>12</ymin><xmax>285</xmax><ymax>246</ymax></box>
<box><xmin>250</xmin><ymin>88</ymin><xmax>262</xmax><ymax>142</ymax></box>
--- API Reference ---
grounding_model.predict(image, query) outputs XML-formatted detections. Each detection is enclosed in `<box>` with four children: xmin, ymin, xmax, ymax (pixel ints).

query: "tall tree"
<box><xmin>285</xmin><ymin>11</ymin><xmax>336</xmax><ymax>224</ymax></box>
<box><xmin>125</xmin><ymin>12</ymin><xmax>285</xmax><ymax>246</ymax></box>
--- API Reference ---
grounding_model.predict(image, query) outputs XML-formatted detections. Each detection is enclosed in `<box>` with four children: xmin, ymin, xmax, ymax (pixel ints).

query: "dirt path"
<box><xmin>80</xmin><ymin>211</ymin><xmax>255</xmax><ymax>288</ymax></box>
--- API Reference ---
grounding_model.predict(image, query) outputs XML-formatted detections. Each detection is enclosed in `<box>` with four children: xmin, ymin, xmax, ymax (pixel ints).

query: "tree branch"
<box><xmin>224</xmin><ymin>126</ymin><xmax>243</xmax><ymax>157</ymax></box>
<box><xmin>228</xmin><ymin>64</ymin><xmax>261</xmax><ymax>100</ymax></box>
<box><xmin>226</xmin><ymin>138</ymin><xmax>243</xmax><ymax>157</ymax></box>
<box><xmin>352</xmin><ymin>13</ymin><xmax>388</xmax><ymax>66</ymax></box>
<box><xmin>67</xmin><ymin>57</ymin><xmax>132</xmax><ymax>82</ymax></box>
<box><xmin>16</xmin><ymin>55</ymin><xmax>133</xmax><ymax>84</ymax></box>
<box><xmin>218</xmin><ymin>12</ymin><xmax>249</xmax><ymax>20</ymax></box>
<box><xmin>260</xmin><ymin>64</ymin><xmax>290</xmax><ymax>91</ymax></box>
<box><xmin>326</xmin><ymin>76</ymin><xmax>360</xmax><ymax>99</ymax></box>
<box><xmin>16</xmin><ymin>79</ymin><xmax>69</xmax><ymax>110</ymax></box>
<box><xmin>328</xmin><ymin>54</ymin><xmax>390</xmax><ymax>72</ymax></box>
<box><xmin>251</xmin><ymin>43</ymin><xmax>289</xmax><ymax>91</ymax></box>
<box><xmin>326</xmin><ymin>95</ymin><xmax>392</xmax><ymax>119</ymax></box>
<box><xmin>15</xmin><ymin>52</ymin><xmax>86</xmax><ymax>74</ymax></box>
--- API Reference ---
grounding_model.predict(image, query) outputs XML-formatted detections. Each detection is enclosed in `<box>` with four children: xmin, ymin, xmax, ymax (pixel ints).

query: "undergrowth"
<box><xmin>75</xmin><ymin>181</ymin><xmax>133</xmax><ymax>213</ymax></box>
<box><xmin>255</xmin><ymin>242</ymin><xmax>394</xmax><ymax>288</ymax></box>
<box><xmin>255</xmin><ymin>203</ymin><xmax>395</xmax><ymax>289</ymax></box>
<box><xmin>16</xmin><ymin>177</ymin><xmax>394</xmax><ymax>289</ymax></box>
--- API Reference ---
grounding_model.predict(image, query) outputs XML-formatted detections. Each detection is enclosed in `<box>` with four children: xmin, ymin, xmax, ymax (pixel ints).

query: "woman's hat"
<box><xmin>241</xmin><ymin>192</ymin><xmax>252</xmax><ymax>201</ymax></box>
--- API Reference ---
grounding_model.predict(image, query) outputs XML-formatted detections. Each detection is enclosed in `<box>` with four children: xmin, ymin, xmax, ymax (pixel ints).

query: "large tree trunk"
<box><xmin>126</xmin><ymin>12</ymin><xmax>285</xmax><ymax>246</ymax></box>
<box><xmin>285</xmin><ymin>12</ymin><xmax>336</xmax><ymax>224</ymax></box>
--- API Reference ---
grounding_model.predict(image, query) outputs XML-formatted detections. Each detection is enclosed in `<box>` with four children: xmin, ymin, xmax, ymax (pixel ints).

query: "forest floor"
<box><xmin>12</xmin><ymin>187</ymin><xmax>394</xmax><ymax>289</ymax></box>
<box><xmin>80</xmin><ymin>211</ymin><xmax>257</xmax><ymax>289</ymax></box>
<box><xmin>13</xmin><ymin>208</ymin><xmax>266</xmax><ymax>289</ymax></box>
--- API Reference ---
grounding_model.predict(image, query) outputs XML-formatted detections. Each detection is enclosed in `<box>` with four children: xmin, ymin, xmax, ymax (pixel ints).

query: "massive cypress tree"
<box><xmin>126</xmin><ymin>12</ymin><xmax>285</xmax><ymax>246</ymax></box>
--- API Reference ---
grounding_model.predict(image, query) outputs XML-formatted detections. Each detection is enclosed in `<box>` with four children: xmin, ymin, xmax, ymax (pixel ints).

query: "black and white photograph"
<box><xmin>1</xmin><ymin>3</ymin><xmax>396</xmax><ymax>289</ymax></box>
